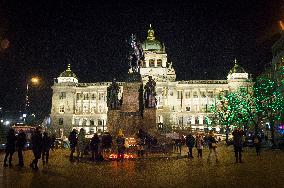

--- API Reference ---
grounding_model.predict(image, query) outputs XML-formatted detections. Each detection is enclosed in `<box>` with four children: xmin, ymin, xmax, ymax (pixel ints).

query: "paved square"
<box><xmin>0</xmin><ymin>146</ymin><xmax>283</xmax><ymax>188</ymax></box>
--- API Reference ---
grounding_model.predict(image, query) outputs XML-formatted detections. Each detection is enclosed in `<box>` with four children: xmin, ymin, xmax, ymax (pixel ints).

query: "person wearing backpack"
<box><xmin>185</xmin><ymin>133</ymin><xmax>195</xmax><ymax>158</ymax></box>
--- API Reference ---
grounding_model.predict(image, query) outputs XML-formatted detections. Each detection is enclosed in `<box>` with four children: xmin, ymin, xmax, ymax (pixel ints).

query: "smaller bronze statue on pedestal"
<box><xmin>107</xmin><ymin>78</ymin><xmax>120</xmax><ymax>110</ymax></box>
<box><xmin>144</xmin><ymin>76</ymin><xmax>157</xmax><ymax>108</ymax></box>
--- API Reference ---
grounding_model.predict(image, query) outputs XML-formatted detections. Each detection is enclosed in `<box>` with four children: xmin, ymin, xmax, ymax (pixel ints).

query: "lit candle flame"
<box><xmin>280</xmin><ymin>20</ymin><xmax>284</xmax><ymax>31</ymax></box>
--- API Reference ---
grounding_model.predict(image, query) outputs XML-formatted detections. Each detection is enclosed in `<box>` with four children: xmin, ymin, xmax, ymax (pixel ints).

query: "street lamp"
<box><xmin>24</xmin><ymin>76</ymin><xmax>40</xmax><ymax>123</ymax></box>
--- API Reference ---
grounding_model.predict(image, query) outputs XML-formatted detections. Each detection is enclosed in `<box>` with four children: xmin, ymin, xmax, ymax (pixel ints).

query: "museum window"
<box><xmin>193</xmin><ymin>91</ymin><xmax>198</xmax><ymax>98</ymax></box>
<box><xmin>98</xmin><ymin>119</ymin><xmax>102</xmax><ymax>126</ymax></box>
<box><xmin>207</xmin><ymin>91</ymin><xmax>213</xmax><ymax>98</ymax></box>
<box><xmin>74</xmin><ymin>118</ymin><xmax>80</xmax><ymax>125</ymax></box>
<box><xmin>194</xmin><ymin>105</ymin><xmax>198</xmax><ymax>112</ymax></box>
<box><xmin>91</xmin><ymin>93</ymin><xmax>96</xmax><ymax>100</ymax></box>
<box><xmin>201</xmin><ymin>91</ymin><xmax>206</xmax><ymax>98</ymax></box>
<box><xmin>177</xmin><ymin>91</ymin><xmax>183</xmax><ymax>99</ymax></box>
<box><xmin>83</xmin><ymin>105</ymin><xmax>89</xmax><ymax>113</ymax></box>
<box><xmin>59</xmin><ymin>118</ymin><xmax>63</xmax><ymax>125</ymax></box>
<box><xmin>157</xmin><ymin>59</ymin><xmax>162</xmax><ymax>67</ymax></box>
<box><xmin>178</xmin><ymin>117</ymin><xmax>183</xmax><ymax>125</ymax></box>
<box><xmin>91</xmin><ymin>106</ymin><xmax>96</xmax><ymax>113</ymax></box>
<box><xmin>59</xmin><ymin>105</ymin><xmax>64</xmax><ymax>113</ymax></box>
<box><xmin>82</xmin><ymin>119</ymin><xmax>87</xmax><ymax>126</ymax></box>
<box><xmin>195</xmin><ymin>117</ymin><xmax>199</xmax><ymax>125</ymax></box>
<box><xmin>186</xmin><ymin>106</ymin><xmax>191</xmax><ymax>111</ymax></box>
<box><xmin>149</xmin><ymin>59</ymin><xmax>155</xmax><ymax>67</ymax></box>
<box><xmin>76</xmin><ymin>93</ymin><xmax>82</xmax><ymax>100</ymax></box>
<box><xmin>89</xmin><ymin>128</ymin><xmax>95</xmax><ymax>134</ymax></box>
<box><xmin>59</xmin><ymin>92</ymin><xmax>66</xmax><ymax>99</ymax></box>
<box><xmin>185</xmin><ymin>92</ymin><xmax>190</xmax><ymax>98</ymax></box>
<box><xmin>83</xmin><ymin>93</ymin><xmax>89</xmax><ymax>100</ymax></box>
<box><xmin>90</xmin><ymin>119</ymin><xmax>95</xmax><ymax>126</ymax></box>
<box><xmin>98</xmin><ymin>93</ymin><xmax>105</xmax><ymax>101</ymax></box>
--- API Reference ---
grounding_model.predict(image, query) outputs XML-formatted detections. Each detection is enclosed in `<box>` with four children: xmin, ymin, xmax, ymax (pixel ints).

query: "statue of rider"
<box><xmin>128</xmin><ymin>34</ymin><xmax>144</xmax><ymax>74</ymax></box>
<box><xmin>107</xmin><ymin>78</ymin><xmax>120</xmax><ymax>110</ymax></box>
<box><xmin>144</xmin><ymin>76</ymin><xmax>157</xmax><ymax>108</ymax></box>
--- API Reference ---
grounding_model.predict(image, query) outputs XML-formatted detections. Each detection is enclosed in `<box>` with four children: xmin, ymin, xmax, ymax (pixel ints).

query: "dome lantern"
<box><xmin>57</xmin><ymin>64</ymin><xmax>78</xmax><ymax>83</ymax></box>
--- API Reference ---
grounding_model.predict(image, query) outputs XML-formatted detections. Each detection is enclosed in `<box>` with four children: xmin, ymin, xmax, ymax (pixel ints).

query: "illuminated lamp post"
<box><xmin>24</xmin><ymin>77</ymin><xmax>40</xmax><ymax>123</ymax></box>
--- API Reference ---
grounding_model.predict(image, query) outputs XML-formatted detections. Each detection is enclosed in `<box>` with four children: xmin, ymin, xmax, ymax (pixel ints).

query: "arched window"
<box><xmin>82</xmin><ymin>119</ymin><xmax>87</xmax><ymax>126</ymax></box>
<box><xmin>149</xmin><ymin>59</ymin><xmax>155</xmax><ymax>67</ymax></box>
<box><xmin>90</xmin><ymin>119</ymin><xmax>95</xmax><ymax>126</ymax></box>
<box><xmin>59</xmin><ymin>105</ymin><xmax>64</xmax><ymax>113</ymax></box>
<box><xmin>193</xmin><ymin>91</ymin><xmax>198</xmax><ymax>98</ymax></box>
<box><xmin>157</xmin><ymin>59</ymin><xmax>162</xmax><ymax>67</ymax></box>
<box><xmin>98</xmin><ymin>119</ymin><xmax>103</xmax><ymax>126</ymax></box>
<box><xmin>59</xmin><ymin>118</ymin><xmax>63</xmax><ymax>125</ymax></box>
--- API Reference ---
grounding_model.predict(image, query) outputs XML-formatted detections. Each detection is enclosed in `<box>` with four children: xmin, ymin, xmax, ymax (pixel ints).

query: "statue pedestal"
<box><xmin>121</xmin><ymin>82</ymin><xmax>143</xmax><ymax>112</ymax></box>
<box><xmin>107</xmin><ymin>81</ymin><xmax>144</xmax><ymax>137</ymax></box>
<box><xmin>107</xmin><ymin>77</ymin><xmax>157</xmax><ymax>137</ymax></box>
<box><xmin>107</xmin><ymin>110</ymin><xmax>121</xmax><ymax>135</ymax></box>
<box><xmin>143</xmin><ymin>108</ymin><xmax>157</xmax><ymax>131</ymax></box>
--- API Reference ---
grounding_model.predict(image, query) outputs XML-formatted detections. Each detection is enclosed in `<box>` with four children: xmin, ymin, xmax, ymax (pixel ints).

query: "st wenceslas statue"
<box><xmin>128</xmin><ymin>34</ymin><xmax>144</xmax><ymax>74</ymax></box>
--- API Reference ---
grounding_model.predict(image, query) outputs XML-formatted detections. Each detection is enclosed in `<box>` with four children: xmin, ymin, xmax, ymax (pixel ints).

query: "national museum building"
<box><xmin>50</xmin><ymin>26</ymin><xmax>252</xmax><ymax>136</ymax></box>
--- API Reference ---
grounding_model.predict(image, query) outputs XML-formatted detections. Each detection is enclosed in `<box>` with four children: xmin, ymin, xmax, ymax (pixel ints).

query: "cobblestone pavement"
<box><xmin>0</xmin><ymin>145</ymin><xmax>283</xmax><ymax>188</ymax></box>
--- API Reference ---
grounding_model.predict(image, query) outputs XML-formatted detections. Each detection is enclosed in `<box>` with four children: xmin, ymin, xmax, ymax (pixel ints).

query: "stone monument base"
<box><xmin>143</xmin><ymin>108</ymin><xmax>157</xmax><ymax>131</ymax></box>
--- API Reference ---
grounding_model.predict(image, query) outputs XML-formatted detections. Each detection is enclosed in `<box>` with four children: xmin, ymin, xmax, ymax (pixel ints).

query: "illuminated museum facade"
<box><xmin>50</xmin><ymin>26</ymin><xmax>252</xmax><ymax>136</ymax></box>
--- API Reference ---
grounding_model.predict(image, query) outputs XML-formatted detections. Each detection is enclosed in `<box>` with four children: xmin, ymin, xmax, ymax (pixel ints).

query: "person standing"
<box><xmin>90</xmin><ymin>133</ymin><xmax>100</xmax><ymax>161</ymax></box>
<box><xmin>232</xmin><ymin>127</ymin><xmax>244</xmax><ymax>163</ymax></box>
<box><xmin>68</xmin><ymin>129</ymin><xmax>78</xmax><ymax>161</ymax></box>
<box><xmin>185</xmin><ymin>133</ymin><xmax>195</xmax><ymax>158</ymax></box>
<box><xmin>50</xmin><ymin>133</ymin><xmax>56</xmax><ymax>151</ymax></box>
<box><xmin>207</xmin><ymin>131</ymin><xmax>219</xmax><ymax>163</ymax></box>
<box><xmin>77</xmin><ymin>128</ymin><xmax>86</xmax><ymax>161</ymax></box>
<box><xmin>3</xmin><ymin>128</ymin><xmax>17</xmax><ymax>167</ymax></box>
<box><xmin>16</xmin><ymin>129</ymin><xmax>27</xmax><ymax>167</ymax></box>
<box><xmin>195</xmin><ymin>134</ymin><xmax>204</xmax><ymax>158</ymax></box>
<box><xmin>42</xmin><ymin>132</ymin><xmax>51</xmax><ymax>165</ymax></box>
<box><xmin>116</xmin><ymin>132</ymin><xmax>125</xmax><ymax>161</ymax></box>
<box><xmin>136</xmin><ymin>129</ymin><xmax>146</xmax><ymax>157</ymax></box>
<box><xmin>102</xmin><ymin>132</ymin><xmax>112</xmax><ymax>158</ymax></box>
<box><xmin>30</xmin><ymin>128</ymin><xmax>43</xmax><ymax>170</ymax></box>
<box><xmin>254</xmin><ymin>134</ymin><xmax>262</xmax><ymax>156</ymax></box>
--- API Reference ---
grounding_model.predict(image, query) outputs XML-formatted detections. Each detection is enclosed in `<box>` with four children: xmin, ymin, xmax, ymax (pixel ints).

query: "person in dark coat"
<box><xmin>16</xmin><ymin>129</ymin><xmax>27</xmax><ymax>167</ymax></box>
<box><xmin>102</xmin><ymin>132</ymin><xmax>112</xmax><ymax>158</ymax></box>
<box><xmin>50</xmin><ymin>133</ymin><xmax>56</xmax><ymax>151</ymax></box>
<box><xmin>68</xmin><ymin>129</ymin><xmax>78</xmax><ymax>161</ymax></box>
<box><xmin>116</xmin><ymin>132</ymin><xmax>125</xmax><ymax>161</ymax></box>
<box><xmin>90</xmin><ymin>133</ymin><xmax>100</xmax><ymax>161</ymax></box>
<box><xmin>30</xmin><ymin>128</ymin><xmax>43</xmax><ymax>170</ymax></box>
<box><xmin>254</xmin><ymin>134</ymin><xmax>262</xmax><ymax>156</ymax></box>
<box><xmin>42</xmin><ymin>132</ymin><xmax>51</xmax><ymax>165</ymax></box>
<box><xmin>232</xmin><ymin>127</ymin><xmax>244</xmax><ymax>163</ymax></box>
<box><xmin>185</xmin><ymin>133</ymin><xmax>195</xmax><ymax>158</ymax></box>
<box><xmin>3</xmin><ymin>128</ymin><xmax>17</xmax><ymax>167</ymax></box>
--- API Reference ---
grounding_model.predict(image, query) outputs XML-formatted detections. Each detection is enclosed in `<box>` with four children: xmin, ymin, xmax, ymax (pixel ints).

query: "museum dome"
<box><xmin>229</xmin><ymin>59</ymin><xmax>246</xmax><ymax>74</ymax></box>
<box><xmin>142</xmin><ymin>24</ymin><xmax>163</xmax><ymax>52</ymax></box>
<box><xmin>59</xmin><ymin>64</ymin><xmax>77</xmax><ymax>78</ymax></box>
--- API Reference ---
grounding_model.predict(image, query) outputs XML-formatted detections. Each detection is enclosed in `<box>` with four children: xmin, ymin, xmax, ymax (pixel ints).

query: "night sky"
<box><xmin>0</xmin><ymin>0</ymin><xmax>283</xmax><ymax>119</ymax></box>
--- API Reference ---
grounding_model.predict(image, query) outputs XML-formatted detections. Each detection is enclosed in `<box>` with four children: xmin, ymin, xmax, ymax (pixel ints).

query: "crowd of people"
<box><xmin>68</xmin><ymin>128</ymin><xmax>130</xmax><ymax>162</ymax></box>
<box><xmin>2</xmin><ymin>126</ymin><xmax>263</xmax><ymax>171</ymax></box>
<box><xmin>3</xmin><ymin>127</ymin><xmax>55</xmax><ymax>170</ymax></box>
